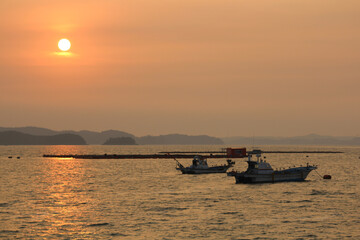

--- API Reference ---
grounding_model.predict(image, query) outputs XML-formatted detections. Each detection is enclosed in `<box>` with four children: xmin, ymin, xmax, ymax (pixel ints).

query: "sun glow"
<box><xmin>58</xmin><ymin>38</ymin><xmax>71</xmax><ymax>51</ymax></box>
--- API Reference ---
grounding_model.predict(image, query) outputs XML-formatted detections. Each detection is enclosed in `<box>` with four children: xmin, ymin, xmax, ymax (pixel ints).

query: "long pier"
<box><xmin>160</xmin><ymin>151</ymin><xmax>343</xmax><ymax>154</ymax></box>
<box><xmin>42</xmin><ymin>154</ymin><xmax>230</xmax><ymax>159</ymax></box>
<box><xmin>254</xmin><ymin>151</ymin><xmax>343</xmax><ymax>154</ymax></box>
<box><xmin>43</xmin><ymin>150</ymin><xmax>343</xmax><ymax>160</ymax></box>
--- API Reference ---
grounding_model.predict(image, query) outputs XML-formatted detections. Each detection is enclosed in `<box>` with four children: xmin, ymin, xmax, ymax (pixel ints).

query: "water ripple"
<box><xmin>1</xmin><ymin>145</ymin><xmax>359</xmax><ymax>239</ymax></box>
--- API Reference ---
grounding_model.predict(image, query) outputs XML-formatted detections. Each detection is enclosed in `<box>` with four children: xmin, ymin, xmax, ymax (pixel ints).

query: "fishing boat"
<box><xmin>233</xmin><ymin>150</ymin><xmax>317</xmax><ymax>183</ymax></box>
<box><xmin>175</xmin><ymin>155</ymin><xmax>235</xmax><ymax>174</ymax></box>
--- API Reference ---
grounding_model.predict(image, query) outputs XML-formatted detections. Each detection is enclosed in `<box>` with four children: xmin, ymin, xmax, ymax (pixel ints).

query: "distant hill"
<box><xmin>0</xmin><ymin>131</ymin><xmax>86</xmax><ymax>145</ymax></box>
<box><xmin>0</xmin><ymin>127</ymin><xmax>135</xmax><ymax>145</ymax></box>
<box><xmin>103</xmin><ymin>137</ymin><xmax>138</xmax><ymax>145</ymax></box>
<box><xmin>222</xmin><ymin>134</ymin><xmax>360</xmax><ymax>146</ymax></box>
<box><xmin>136</xmin><ymin>134</ymin><xmax>223</xmax><ymax>145</ymax></box>
<box><xmin>0</xmin><ymin>127</ymin><xmax>223</xmax><ymax>145</ymax></box>
<box><xmin>1</xmin><ymin>127</ymin><xmax>359</xmax><ymax>146</ymax></box>
<box><xmin>63</xmin><ymin>130</ymin><xmax>135</xmax><ymax>145</ymax></box>
<box><xmin>0</xmin><ymin>127</ymin><xmax>58</xmax><ymax>136</ymax></box>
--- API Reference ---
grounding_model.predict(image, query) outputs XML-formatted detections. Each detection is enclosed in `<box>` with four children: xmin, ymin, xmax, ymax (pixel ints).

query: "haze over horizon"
<box><xmin>1</xmin><ymin>126</ymin><xmax>359</xmax><ymax>139</ymax></box>
<box><xmin>1</xmin><ymin>1</ymin><xmax>359</xmax><ymax>137</ymax></box>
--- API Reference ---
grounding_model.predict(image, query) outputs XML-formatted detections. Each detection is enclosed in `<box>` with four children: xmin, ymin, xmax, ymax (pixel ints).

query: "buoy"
<box><xmin>323</xmin><ymin>175</ymin><xmax>332</xmax><ymax>179</ymax></box>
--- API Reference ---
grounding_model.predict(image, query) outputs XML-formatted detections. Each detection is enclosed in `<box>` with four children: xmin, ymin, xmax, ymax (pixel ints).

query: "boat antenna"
<box><xmin>251</xmin><ymin>132</ymin><xmax>256</xmax><ymax>151</ymax></box>
<box><xmin>252</xmin><ymin>132</ymin><xmax>254</xmax><ymax>149</ymax></box>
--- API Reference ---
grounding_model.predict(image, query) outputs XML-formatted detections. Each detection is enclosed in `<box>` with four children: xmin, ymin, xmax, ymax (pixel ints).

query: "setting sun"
<box><xmin>58</xmin><ymin>38</ymin><xmax>71</xmax><ymax>51</ymax></box>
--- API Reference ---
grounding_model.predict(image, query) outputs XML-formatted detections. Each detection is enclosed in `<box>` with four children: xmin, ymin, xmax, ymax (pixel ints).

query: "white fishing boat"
<box><xmin>176</xmin><ymin>155</ymin><xmax>235</xmax><ymax>174</ymax></box>
<box><xmin>233</xmin><ymin>150</ymin><xmax>317</xmax><ymax>183</ymax></box>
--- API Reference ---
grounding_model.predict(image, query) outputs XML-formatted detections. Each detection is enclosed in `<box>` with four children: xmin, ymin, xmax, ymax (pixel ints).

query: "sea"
<box><xmin>0</xmin><ymin>145</ymin><xmax>359</xmax><ymax>239</ymax></box>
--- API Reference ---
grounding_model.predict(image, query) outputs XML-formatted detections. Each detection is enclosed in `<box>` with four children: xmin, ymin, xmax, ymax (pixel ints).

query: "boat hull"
<box><xmin>234</xmin><ymin>167</ymin><xmax>315</xmax><ymax>183</ymax></box>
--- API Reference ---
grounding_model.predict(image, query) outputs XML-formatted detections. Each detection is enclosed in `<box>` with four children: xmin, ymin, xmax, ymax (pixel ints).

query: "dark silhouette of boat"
<box><xmin>232</xmin><ymin>150</ymin><xmax>317</xmax><ymax>183</ymax></box>
<box><xmin>176</xmin><ymin>155</ymin><xmax>235</xmax><ymax>174</ymax></box>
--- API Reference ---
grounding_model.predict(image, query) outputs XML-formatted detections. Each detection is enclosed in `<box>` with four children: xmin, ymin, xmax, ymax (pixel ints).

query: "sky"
<box><xmin>1</xmin><ymin>0</ymin><xmax>359</xmax><ymax>137</ymax></box>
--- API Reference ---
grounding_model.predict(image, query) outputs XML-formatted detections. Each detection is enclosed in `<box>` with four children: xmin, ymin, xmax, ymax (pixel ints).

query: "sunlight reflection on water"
<box><xmin>0</xmin><ymin>145</ymin><xmax>359</xmax><ymax>239</ymax></box>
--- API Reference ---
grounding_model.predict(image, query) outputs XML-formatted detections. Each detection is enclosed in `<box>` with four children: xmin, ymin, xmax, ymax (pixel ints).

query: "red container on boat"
<box><xmin>226</xmin><ymin>148</ymin><xmax>247</xmax><ymax>158</ymax></box>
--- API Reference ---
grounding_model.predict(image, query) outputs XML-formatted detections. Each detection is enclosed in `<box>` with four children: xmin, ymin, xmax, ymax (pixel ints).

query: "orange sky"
<box><xmin>1</xmin><ymin>0</ymin><xmax>359</xmax><ymax>137</ymax></box>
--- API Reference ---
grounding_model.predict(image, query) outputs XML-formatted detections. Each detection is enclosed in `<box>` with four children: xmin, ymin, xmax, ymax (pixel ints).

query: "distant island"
<box><xmin>0</xmin><ymin>127</ymin><xmax>135</xmax><ymax>145</ymax></box>
<box><xmin>1</xmin><ymin>127</ymin><xmax>360</xmax><ymax>146</ymax></box>
<box><xmin>136</xmin><ymin>134</ymin><xmax>224</xmax><ymax>145</ymax></box>
<box><xmin>0</xmin><ymin>127</ymin><xmax>223</xmax><ymax>145</ymax></box>
<box><xmin>222</xmin><ymin>134</ymin><xmax>360</xmax><ymax>146</ymax></box>
<box><xmin>103</xmin><ymin>137</ymin><xmax>138</xmax><ymax>145</ymax></box>
<box><xmin>0</xmin><ymin>131</ymin><xmax>86</xmax><ymax>145</ymax></box>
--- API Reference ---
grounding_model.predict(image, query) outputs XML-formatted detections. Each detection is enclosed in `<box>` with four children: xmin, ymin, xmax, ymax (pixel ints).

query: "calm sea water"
<box><xmin>0</xmin><ymin>145</ymin><xmax>359</xmax><ymax>239</ymax></box>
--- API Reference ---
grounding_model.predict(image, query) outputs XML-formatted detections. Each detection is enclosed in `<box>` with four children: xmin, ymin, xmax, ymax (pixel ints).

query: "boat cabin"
<box><xmin>191</xmin><ymin>156</ymin><xmax>209</xmax><ymax>169</ymax></box>
<box><xmin>246</xmin><ymin>153</ymin><xmax>274</xmax><ymax>174</ymax></box>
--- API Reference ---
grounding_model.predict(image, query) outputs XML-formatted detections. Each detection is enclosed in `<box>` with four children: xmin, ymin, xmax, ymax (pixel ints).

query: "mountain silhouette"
<box><xmin>222</xmin><ymin>134</ymin><xmax>360</xmax><ymax>146</ymax></box>
<box><xmin>136</xmin><ymin>134</ymin><xmax>223</xmax><ymax>145</ymax></box>
<box><xmin>0</xmin><ymin>127</ymin><xmax>134</xmax><ymax>145</ymax></box>
<box><xmin>103</xmin><ymin>137</ymin><xmax>138</xmax><ymax>145</ymax></box>
<box><xmin>0</xmin><ymin>131</ymin><xmax>86</xmax><ymax>145</ymax></box>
